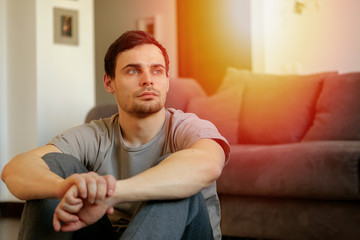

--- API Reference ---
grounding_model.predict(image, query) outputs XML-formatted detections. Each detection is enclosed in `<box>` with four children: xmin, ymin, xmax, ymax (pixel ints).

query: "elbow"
<box><xmin>209</xmin><ymin>162</ymin><xmax>223</xmax><ymax>182</ymax></box>
<box><xmin>1</xmin><ymin>163</ymin><xmax>9</xmax><ymax>183</ymax></box>
<box><xmin>202</xmin><ymin>159</ymin><xmax>224</xmax><ymax>188</ymax></box>
<box><xmin>1</xmin><ymin>159</ymin><xmax>27</xmax><ymax>200</ymax></box>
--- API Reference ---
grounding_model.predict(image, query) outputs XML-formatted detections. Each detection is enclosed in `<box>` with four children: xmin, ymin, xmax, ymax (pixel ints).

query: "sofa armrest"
<box><xmin>217</xmin><ymin>141</ymin><xmax>360</xmax><ymax>200</ymax></box>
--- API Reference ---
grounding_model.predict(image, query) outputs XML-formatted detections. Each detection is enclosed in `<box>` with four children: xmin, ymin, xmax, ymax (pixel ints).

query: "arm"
<box><xmin>109</xmin><ymin>138</ymin><xmax>225</xmax><ymax>205</ymax></box>
<box><xmin>1</xmin><ymin>145</ymin><xmax>64</xmax><ymax>200</ymax></box>
<box><xmin>1</xmin><ymin>145</ymin><xmax>115</xmax><ymax>202</ymax></box>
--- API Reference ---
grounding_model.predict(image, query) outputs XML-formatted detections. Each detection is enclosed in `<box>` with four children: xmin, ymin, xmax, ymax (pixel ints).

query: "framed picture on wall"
<box><xmin>53</xmin><ymin>7</ymin><xmax>78</xmax><ymax>46</ymax></box>
<box><xmin>137</xmin><ymin>15</ymin><xmax>162</xmax><ymax>41</ymax></box>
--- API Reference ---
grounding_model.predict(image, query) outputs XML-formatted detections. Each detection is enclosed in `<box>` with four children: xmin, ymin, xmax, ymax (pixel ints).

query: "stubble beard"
<box><xmin>120</xmin><ymin>88</ymin><xmax>166</xmax><ymax>118</ymax></box>
<box><xmin>132</xmin><ymin>100</ymin><xmax>163</xmax><ymax>117</ymax></box>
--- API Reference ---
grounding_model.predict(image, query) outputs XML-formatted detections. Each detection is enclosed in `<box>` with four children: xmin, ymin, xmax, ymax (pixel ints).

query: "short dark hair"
<box><xmin>104</xmin><ymin>30</ymin><xmax>170</xmax><ymax>78</ymax></box>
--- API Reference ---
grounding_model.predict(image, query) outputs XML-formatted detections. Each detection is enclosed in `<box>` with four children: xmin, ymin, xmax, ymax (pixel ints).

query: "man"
<box><xmin>1</xmin><ymin>30</ymin><xmax>229</xmax><ymax>240</ymax></box>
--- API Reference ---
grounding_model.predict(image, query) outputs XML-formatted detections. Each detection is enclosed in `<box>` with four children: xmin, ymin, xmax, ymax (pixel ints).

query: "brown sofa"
<box><xmin>86</xmin><ymin>69</ymin><xmax>360</xmax><ymax>240</ymax></box>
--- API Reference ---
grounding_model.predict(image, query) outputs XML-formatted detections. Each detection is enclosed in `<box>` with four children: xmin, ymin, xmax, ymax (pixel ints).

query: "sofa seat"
<box><xmin>217</xmin><ymin>141</ymin><xmax>360</xmax><ymax>200</ymax></box>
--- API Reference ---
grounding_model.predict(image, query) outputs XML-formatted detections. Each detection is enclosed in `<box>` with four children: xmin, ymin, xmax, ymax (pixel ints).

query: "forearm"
<box><xmin>1</xmin><ymin>146</ymin><xmax>63</xmax><ymax>200</ymax></box>
<box><xmin>109</xmin><ymin>139</ymin><xmax>225</xmax><ymax>205</ymax></box>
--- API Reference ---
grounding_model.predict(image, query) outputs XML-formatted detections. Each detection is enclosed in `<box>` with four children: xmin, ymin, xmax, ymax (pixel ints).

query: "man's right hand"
<box><xmin>57</xmin><ymin>172</ymin><xmax>116</xmax><ymax>204</ymax></box>
<box><xmin>53</xmin><ymin>172</ymin><xmax>116</xmax><ymax>232</ymax></box>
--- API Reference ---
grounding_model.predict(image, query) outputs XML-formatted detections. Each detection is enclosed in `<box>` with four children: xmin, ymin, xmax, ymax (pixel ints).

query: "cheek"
<box><xmin>158</xmin><ymin>79</ymin><xmax>169</xmax><ymax>91</ymax></box>
<box><xmin>113</xmin><ymin>84</ymin><xmax>130</xmax><ymax>100</ymax></box>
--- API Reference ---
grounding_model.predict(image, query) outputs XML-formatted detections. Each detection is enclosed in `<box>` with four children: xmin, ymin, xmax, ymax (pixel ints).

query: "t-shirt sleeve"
<box><xmin>48</xmin><ymin>120</ymin><xmax>111</xmax><ymax>170</ymax></box>
<box><xmin>171</xmin><ymin>110</ymin><xmax>231</xmax><ymax>162</ymax></box>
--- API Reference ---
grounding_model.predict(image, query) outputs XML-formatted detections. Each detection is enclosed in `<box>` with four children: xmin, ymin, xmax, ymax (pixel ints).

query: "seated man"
<box><xmin>1</xmin><ymin>30</ymin><xmax>229</xmax><ymax>240</ymax></box>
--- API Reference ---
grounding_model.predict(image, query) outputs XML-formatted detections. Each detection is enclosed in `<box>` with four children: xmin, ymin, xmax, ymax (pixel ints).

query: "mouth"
<box><xmin>137</xmin><ymin>90</ymin><xmax>159</xmax><ymax>100</ymax></box>
<box><xmin>139</xmin><ymin>91</ymin><xmax>158</xmax><ymax>97</ymax></box>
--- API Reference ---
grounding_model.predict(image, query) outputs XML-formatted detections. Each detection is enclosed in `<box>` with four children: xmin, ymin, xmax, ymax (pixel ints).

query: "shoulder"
<box><xmin>87</xmin><ymin>113</ymin><xmax>119</xmax><ymax>134</ymax></box>
<box><xmin>166</xmin><ymin>108</ymin><xmax>230</xmax><ymax>161</ymax></box>
<box><xmin>51</xmin><ymin>113</ymin><xmax>119</xmax><ymax>145</ymax></box>
<box><xmin>166</xmin><ymin>108</ymin><xmax>215</xmax><ymax>128</ymax></box>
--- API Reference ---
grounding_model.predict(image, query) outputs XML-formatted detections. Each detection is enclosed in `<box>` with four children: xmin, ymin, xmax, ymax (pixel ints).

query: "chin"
<box><xmin>132</xmin><ymin>102</ymin><xmax>164</xmax><ymax>116</ymax></box>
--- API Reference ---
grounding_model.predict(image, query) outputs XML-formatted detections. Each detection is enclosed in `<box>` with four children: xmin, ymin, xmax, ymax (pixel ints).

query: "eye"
<box><xmin>128</xmin><ymin>69</ymin><xmax>140</xmax><ymax>75</ymax></box>
<box><xmin>152</xmin><ymin>68</ymin><xmax>164</xmax><ymax>75</ymax></box>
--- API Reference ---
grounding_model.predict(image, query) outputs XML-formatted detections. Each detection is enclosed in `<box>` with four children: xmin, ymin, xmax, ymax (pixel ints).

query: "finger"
<box><xmin>95</xmin><ymin>177</ymin><xmax>107</xmax><ymax>204</ymax></box>
<box><xmin>106</xmin><ymin>206</ymin><xmax>114</xmax><ymax>215</ymax></box>
<box><xmin>62</xmin><ymin>200</ymin><xmax>83</xmax><ymax>214</ymax></box>
<box><xmin>64</xmin><ymin>195</ymin><xmax>82</xmax><ymax>206</ymax></box>
<box><xmin>53</xmin><ymin>213</ymin><xmax>62</xmax><ymax>232</ymax></box>
<box><xmin>64</xmin><ymin>186</ymin><xmax>82</xmax><ymax>205</ymax></box>
<box><xmin>70</xmin><ymin>174</ymin><xmax>87</xmax><ymax>199</ymax></box>
<box><xmin>85</xmin><ymin>174</ymin><xmax>97</xmax><ymax>204</ymax></box>
<box><xmin>104</xmin><ymin>175</ymin><xmax>116</xmax><ymax>197</ymax></box>
<box><xmin>54</xmin><ymin>206</ymin><xmax>79</xmax><ymax>223</ymax></box>
<box><xmin>61</xmin><ymin>221</ymin><xmax>86</xmax><ymax>232</ymax></box>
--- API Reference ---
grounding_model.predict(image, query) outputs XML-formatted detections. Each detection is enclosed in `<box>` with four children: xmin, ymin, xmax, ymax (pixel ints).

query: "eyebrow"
<box><xmin>121</xmin><ymin>63</ymin><xmax>166</xmax><ymax>70</ymax></box>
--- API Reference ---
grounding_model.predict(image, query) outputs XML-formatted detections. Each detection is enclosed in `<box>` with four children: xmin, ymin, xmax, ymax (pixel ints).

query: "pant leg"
<box><xmin>120</xmin><ymin>193</ymin><xmax>214</xmax><ymax>240</ymax></box>
<box><xmin>17</xmin><ymin>153</ymin><xmax>114</xmax><ymax>240</ymax></box>
<box><xmin>180</xmin><ymin>193</ymin><xmax>214</xmax><ymax>240</ymax></box>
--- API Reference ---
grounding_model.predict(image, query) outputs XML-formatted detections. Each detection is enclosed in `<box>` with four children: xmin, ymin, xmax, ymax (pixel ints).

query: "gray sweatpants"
<box><xmin>17</xmin><ymin>153</ymin><xmax>214</xmax><ymax>240</ymax></box>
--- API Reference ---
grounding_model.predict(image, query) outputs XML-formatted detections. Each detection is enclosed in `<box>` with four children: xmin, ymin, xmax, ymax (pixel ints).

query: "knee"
<box><xmin>188</xmin><ymin>192</ymin><xmax>209</xmax><ymax>217</ymax></box>
<box><xmin>42</xmin><ymin>152</ymin><xmax>88</xmax><ymax>178</ymax></box>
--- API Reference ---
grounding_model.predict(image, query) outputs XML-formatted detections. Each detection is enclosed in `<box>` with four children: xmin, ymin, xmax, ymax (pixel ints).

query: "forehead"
<box><xmin>116</xmin><ymin>44</ymin><xmax>165</xmax><ymax>68</ymax></box>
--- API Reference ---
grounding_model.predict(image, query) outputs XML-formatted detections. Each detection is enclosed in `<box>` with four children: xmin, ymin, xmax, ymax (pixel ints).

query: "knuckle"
<box><xmin>97</xmin><ymin>177</ymin><xmax>106</xmax><ymax>185</ymax></box>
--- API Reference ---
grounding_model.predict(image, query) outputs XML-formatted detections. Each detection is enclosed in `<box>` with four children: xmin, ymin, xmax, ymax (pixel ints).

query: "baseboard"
<box><xmin>0</xmin><ymin>202</ymin><xmax>24</xmax><ymax>218</ymax></box>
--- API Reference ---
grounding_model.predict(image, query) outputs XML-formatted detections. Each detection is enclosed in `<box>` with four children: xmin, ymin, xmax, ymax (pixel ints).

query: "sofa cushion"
<box><xmin>165</xmin><ymin>78</ymin><xmax>207</xmax><ymax>112</ymax></box>
<box><xmin>303</xmin><ymin>72</ymin><xmax>360</xmax><ymax>141</ymax></box>
<box><xmin>187</xmin><ymin>69</ymin><xmax>245</xmax><ymax>144</ymax></box>
<box><xmin>224</xmin><ymin>68</ymin><xmax>337</xmax><ymax>144</ymax></box>
<box><xmin>217</xmin><ymin>141</ymin><xmax>360</xmax><ymax>200</ymax></box>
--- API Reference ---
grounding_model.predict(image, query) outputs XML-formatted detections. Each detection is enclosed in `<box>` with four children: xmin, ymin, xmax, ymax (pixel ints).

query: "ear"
<box><xmin>103</xmin><ymin>73</ymin><xmax>114</xmax><ymax>94</ymax></box>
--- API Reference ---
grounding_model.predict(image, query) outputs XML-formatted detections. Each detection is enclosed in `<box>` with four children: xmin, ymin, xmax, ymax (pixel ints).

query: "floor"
<box><xmin>0</xmin><ymin>202</ymin><xmax>22</xmax><ymax>240</ymax></box>
<box><xmin>0</xmin><ymin>218</ymin><xmax>20</xmax><ymax>240</ymax></box>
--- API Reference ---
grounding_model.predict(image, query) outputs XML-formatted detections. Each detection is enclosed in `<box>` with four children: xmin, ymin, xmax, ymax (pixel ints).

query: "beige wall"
<box><xmin>1</xmin><ymin>0</ymin><xmax>37</xmax><ymax>201</ymax></box>
<box><xmin>36</xmin><ymin>0</ymin><xmax>95</xmax><ymax>146</ymax></box>
<box><xmin>0</xmin><ymin>0</ymin><xmax>95</xmax><ymax>201</ymax></box>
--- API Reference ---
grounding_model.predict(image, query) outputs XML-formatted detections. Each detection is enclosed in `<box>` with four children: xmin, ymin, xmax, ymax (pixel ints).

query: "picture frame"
<box><xmin>53</xmin><ymin>7</ymin><xmax>78</xmax><ymax>46</ymax></box>
<box><xmin>136</xmin><ymin>15</ymin><xmax>162</xmax><ymax>41</ymax></box>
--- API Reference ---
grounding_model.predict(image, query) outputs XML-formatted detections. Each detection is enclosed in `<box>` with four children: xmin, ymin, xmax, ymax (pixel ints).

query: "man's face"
<box><xmin>110</xmin><ymin>44</ymin><xmax>169</xmax><ymax>117</ymax></box>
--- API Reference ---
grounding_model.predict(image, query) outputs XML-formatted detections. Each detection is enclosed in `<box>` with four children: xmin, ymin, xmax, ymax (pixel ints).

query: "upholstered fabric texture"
<box><xmin>220</xmin><ymin>195</ymin><xmax>360</xmax><ymax>240</ymax></box>
<box><xmin>187</xmin><ymin>68</ymin><xmax>245</xmax><ymax>144</ymax></box>
<box><xmin>165</xmin><ymin>77</ymin><xmax>207</xmax><ymax>111</ymax></box>
<box><xmin>303</xmin><ymin>72</ymin><xmax>360</xmax><ymax>141</ymax></box>
<box><xmin>231</xmin><ymin>69</ymin><xmax>337</xmax><ymax>144</ymax></box>
<box><xmin>85</xmin><ymin>104</ymin><xmax>118</xmax><ymax>123</ymax></box>
<box><xmin>217</xmin><ymin>141</ymin><xmax>360</xmax><ymax>200</ymax></box>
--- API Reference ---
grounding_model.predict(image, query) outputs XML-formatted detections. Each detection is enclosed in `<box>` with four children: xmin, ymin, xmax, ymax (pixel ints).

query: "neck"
<box><xmin>118</xmin><ymin>108</ymin><xmax>166</xmax><ymax>148</ymax></box>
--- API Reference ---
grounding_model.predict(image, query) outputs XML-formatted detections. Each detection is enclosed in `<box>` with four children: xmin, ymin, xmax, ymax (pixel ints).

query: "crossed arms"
<box><xmin>1</xmin><ymin>139</ymin><xmax>225</xmax><ymax>232</ymax></box>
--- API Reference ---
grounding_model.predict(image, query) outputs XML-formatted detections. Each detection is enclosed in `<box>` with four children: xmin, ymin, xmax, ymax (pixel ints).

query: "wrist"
<box><xmin>105</xmin><ymin>180</ymin><xmax>125</xmax><ymax>207</ymax></box>
<box><xmin>55</xmin><ymin>178</ymin><xmax>67</xmax><ymax>199</ymax></box>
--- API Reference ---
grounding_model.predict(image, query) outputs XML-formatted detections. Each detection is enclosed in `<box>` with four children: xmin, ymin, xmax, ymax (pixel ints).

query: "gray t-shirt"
<box><xmin>49</xmin><ymin>108</ymin><xmax>230</xmax><ymax>239</ymax></box>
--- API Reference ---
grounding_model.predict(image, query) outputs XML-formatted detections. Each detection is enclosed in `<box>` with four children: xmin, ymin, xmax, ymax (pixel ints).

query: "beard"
<box><xmin>119</xmin><ymin>87</ymin><xmax>166</xmax><ymax>117</ymax></box>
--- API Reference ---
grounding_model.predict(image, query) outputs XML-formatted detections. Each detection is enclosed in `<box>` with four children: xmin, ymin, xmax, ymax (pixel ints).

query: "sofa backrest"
<box><xmin>237</xmin><ymin>71</ymin><xmax>338</xmax><ymax>144</ymax></box>
<box><xmin>186</xmin><ymin>67</ymin><xmax>340</xmax><ymax>145</ymax></box>
<box><xmin>165</xmin><ymin>77</ymin><xmax>207</xmax><ymax>111</ymax></box>
<box><xmin>303</xmin><ymin>72</ymin><xmax>360</xmax><ymax>141</ymax></box>
<box><xmin>85</xmin><ymin>104</ymin><xmax>118</xmax><ymax>123</ymax></box>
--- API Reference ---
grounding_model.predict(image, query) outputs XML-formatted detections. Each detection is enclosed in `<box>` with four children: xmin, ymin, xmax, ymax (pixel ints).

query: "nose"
<box><xmin>140</xmin><ymin>71</ymin><xmax>153</xmax><ymax>87</ymax></box>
